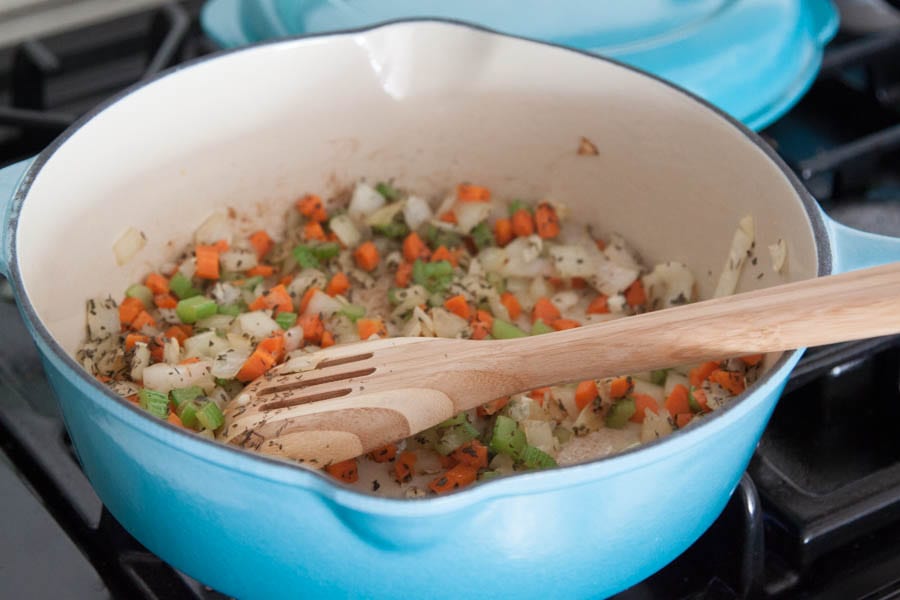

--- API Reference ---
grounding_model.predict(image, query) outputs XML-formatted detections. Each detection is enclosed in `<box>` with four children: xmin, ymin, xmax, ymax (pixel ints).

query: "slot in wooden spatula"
<box><xmin>221</xmin><ymin>262</ymin><xmax>900</xmax><ymax>467</ymax></box>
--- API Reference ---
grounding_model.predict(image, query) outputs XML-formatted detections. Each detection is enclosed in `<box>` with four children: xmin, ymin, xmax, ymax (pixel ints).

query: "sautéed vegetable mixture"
<box><xmin>79</xmin><ymin>181</ymin><xmax>761</xmax><ymax>497</ymax></box>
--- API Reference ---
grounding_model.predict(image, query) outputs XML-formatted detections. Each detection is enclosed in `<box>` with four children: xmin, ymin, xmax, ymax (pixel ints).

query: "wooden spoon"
<box><xmin>221</xmin><ymin>262</ymin><xmax>900</xmax><ymax>467</ymax></box>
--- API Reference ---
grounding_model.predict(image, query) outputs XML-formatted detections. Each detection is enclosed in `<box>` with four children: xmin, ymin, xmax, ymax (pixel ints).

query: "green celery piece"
<box><xmin>338</xmin><ymin>304</ymin><xmax>366</xmax><ymax>322</ymax></box>
<box><xmin>427</xmin><ymin>293</ymin><xmax>446</xmax><ymax>308</ymax></box>
<box><xmin>241</xmin><ymin>275</ymin><xmax>264</xmax><ymax>290</ymax></box>
<box><xmin>276</xmin><ymin>311</ymin><xmax>298</xmax><ymax>330</ymax></box>
<box><xmin>530</xmin><ymin>319</ymin><xmax>555</xmax><ymax>335</ymax></box>
<box><xmin>375</xmin><ymin>182</ymin><xmax>400</xmax><ymax>200</ymax></box>
<box><xmin>508</xmin><ymin>199</ymin><xmax>533</xmax><ymax>216</ymax></box>
<box><xmin>488</xmin><ymin>415</ymin><xmax>526</xmax><ymax>458</ymax></box>
<box><xmin>438</xmin><ymin>413</ymin><xmax>469</xmax><ymax>428</ymax></box>
<box><xmin>196</xmin><ymin>401</ymin><xmax>225</xmax><ymax>430</ymax></box>
<box><xmin>178</xmin><ymin>401</ymin><xmax>200</xmax><ymax>429</ymax></box>
<box><xmin>521</xmin><ymin>445</ymin><xmax>557</xmax><ymax>469</ymax></box>
<box><xmin>217</xmin><ymin>304</ymin><xmax>243</xmax><ymax>317</ymax></box>
<box><xmin>138</xmin><ymin>388</ymin><xmax>169</xmax><ymax>419</ymax></box>
<box><xmin>492</xmin><ymin>319</ymin><xmax>528</xmax><ymax>339</ymax></box>
<box><xmin>435</xmin><ymin>423</ymin><xmax>480</xmax><ymax>455</ymax></box>
<box><xmin>311</xmin><ymin>242</ymin><xmax>341</xmax><ymax>261</ymax></box>
<box><xmin>169</xmin><ymin>272</ymin><xmax>201</xmax><ymax>299</ymax></box>
<box><xmin>170</xmin><ymin>386</ymin><xmax>203</xmax><ymax>408</ymax></box>
<box><xmin>470</xmin><ymin>221</ymin><xmax>494</xmax><ymax>249</ymax></box>
<box><xmin>412</xmin><ymin>259</ymin><xmax>454</xmax><ymax>293</ymax></box>
<box><xmin>373</xmin><ymin>222</ymin><xmax>409</xmax><ymax>239</ymax></box>
<box><xmin>426</xmin><ymin>224</ymin><xmax>462</xmax><ymax>249</ymax></box>
<box><xmin>478</xmin><ymin>470</ymin><xmax>503</xmax><ymax>482</ymax></box>
<box><xmin>688</xmin><ymin>387</ymin><xmax>703</xmax><ymax>413</ymax></box>
<box><xmin>605</xmin><ymin>397</ymin><xmax>636</xmax><ymax>428</ymax></box>
<box><xmin>650</xmin><ymin>369</ymin><xmax>668</xmax><ymax>386</ymax></box>
<box><xmin>292</xmin><ymin>245</ymin><xmax>320</xmax><ymax>269</ymax></box>
<box><xmin>486</xmin><ymin>272</ymin><xmax>505</xmax><ymax>294</ymax></box>
<box><xmin>176</xmin><ymin>296</ymin><xmax>217</xmax><ymax>324</ymax></box>
<box><xmin>125</xmin><ymin>284</ymin><xmax>154</xmax><ymax>308</ymax></box>
<box><xmin>387</xmin><ymin>288</ymin><xmax>404</xmax><ymax>306</ymax></box>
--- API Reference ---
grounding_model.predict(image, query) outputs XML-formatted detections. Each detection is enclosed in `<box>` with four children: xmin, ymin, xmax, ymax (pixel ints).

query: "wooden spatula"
<box><xmin>220</xmin><ymin>262</ymin><xmax>900</xmax><ymax>467</ymax></box>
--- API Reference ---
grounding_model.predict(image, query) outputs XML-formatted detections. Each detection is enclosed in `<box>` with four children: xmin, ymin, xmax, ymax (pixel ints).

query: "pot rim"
<box><xmin>6</xmin><ymin>17</ymin><xmax>831</xmax><ymax>515</ymax></box>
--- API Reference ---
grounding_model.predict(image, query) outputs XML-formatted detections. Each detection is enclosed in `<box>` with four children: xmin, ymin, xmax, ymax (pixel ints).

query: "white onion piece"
<box><xmin>287</xmin><ymin>269</ymin><xmax>328</xmax><ymax>300</ymax></box>
<box><xmin>607</xmin><ymin>293</ymin><xmax>628</xmax><ymax>313</ymax></box>
<box><xmin>641</xmin><ymin>409</ymin><xmax>674</xmax><ymax>444</ymax></box>
<box><xmin>641</xmin><ymin>262</ymin><xmax>695</xmax><ymax>309</ymax></box>
<box><xmin>403</xmin><ymin>195</ymin><xmax>433</xmax><ymax>230</ymax></box>
<box><xmin>603</xmin><ymin>234</ymin><xmax>643</xmax><ymax>271</ymax></box>
<box><xmin>664</xmin><ymin>371</ymin><xmax>690</xmax><ymax>397</ymax></box>
<box><xmin>478</xmin><ymin>247</ymin><xmax>506</xmax><ymax>273</ymax></box>
<box><xmin>366</xmin><ymin>201</ymin><xmax>405</xmax><ymax>227</ymax></box>
<box><xmin>521</xmin><ymin>420</ymin><xmax>557</xmax><ymax>454</ymax></box>
<box><xmin>550</xmin><ymin>386</ymin><xmax>580</xmax><ymax>419</ymax></box>
<box><xmin>348</xmin><ymin>182</ymin><xmax>385</xmax><ymax>219</ymax></box>
<box><xmin>632</xmin><ymin>379</ymin><xmax>664</xmax><ymax>404</ymax></box>
<box><xmin>211</xmin><ymin>348</ymin><xmax>250</xmax><ymax>379</ymax></box>
<box><xmin>769</xmin><ymin>238</ymin><xmax>787</xmax><ymax>273</ymax></box>
<box><xmin>195</xmin><ymin>213</ymin><xmax>233</xmax><ymax>246</ymax></box>
<box><xmin>207</xmin><ymin>386</ymin><xmax>231</xmax><ymax>409</ymax></box>
<box><xmin>284</xmin><ymin>326</ymin><xmax>304</xmax><ymax>352</ymax></box>
<box><xmin>183</xmin><ymin>331</ymin><xmax>231</xmax><ymax>359</ymax></box>
<box><xmin>329</xmin><ymin>214</ymin><xmax>361</xmax><ymax>248</ymax></box>
<box><xmin>410</xmin><ymin>306</ymin><xmax>434</xmax><ymax>337</ymax></box>
<box><xmin>455</xmin><ymin>201</ymin><xmax>491</xmax><ymax>233</ymax></box>
<box><xmin>528</xmin><ymin>276</ymin><xmax>551</xmax><ymax>305</ymax></box>
<box><xmin>220</xmin><ymin>249</ymin><xmax>257</xmax><ymax>272</ymax></box>
<box><xmin>304</xmin><ymin>289</ymin><xmax>343</xmax><ymax>317</ymax></box>
<box><xmin>178</xmin><ymin>257</ymin><xmax>197</xmax><ymax>279</ymax></box>
<box><xmin>163</xmin><ymin>337</ymin><xmax>181</xmax><ymax>365</ymax></box>
<box><xmin>390</xmin><ymin>285</ymin><xmax>429</xmax><ymax>318</ymax></box>
<box><xmin>113</xmin><ymin>227</ymin><xmax>145</xmax><ymax>266</ymax></box>
<box><xmin>195</xmin><ymin>314</ymin><xmax>235</xmax><ymax>332</ymax></box>
<box><xmin>130</xmin><ymin>342</ymin><xmax>151</xmax><ymax>381</ymax></box>
<box><xmin>237</xmin><ymin>311</ymin><xmax>281</xmax><ymax>340</ymax></box>
<box><xmin>548</xmin><ymin>244</ymin><xmax>597</xmax><ymax>278</ymax></box>
<box><xmin>590</xmin><ymin>255</ymin><xmax>639</xmax><ymax>296</ymax></box>
<box><xmin>142</xmin><ymin>361</ymin><xmax>215</xmax><ymax>394</ymax></box>
<box><xmin>225</xmin><ymin>332</ymin><xmax>253</xmax><ymax>353</ymax></box>
<box><xmin>431</xmin><ymin>308</ymin><xmax>469</xmax><ymax>338</ymax></box>
<box><xmin>211</xmin><ymin>282</ymin><xmax>241</xmax><ymax>306</ymax></box>
<box><xmin>714</xmin><ymin>215</ymin><xmax>754</xmax><ymax>298</ymax></box>
<box><xmin>551</xmin><ymin>290</ymin><xmax>580</xmax><ymax>312</ymax></box>
<box><xmin>86</xmin><ymin>298</ymin><xmax>119</xmax><ymax>341</ymax></box>
<box><xmin>487</xmin><ymin>292</ymin><xmax>511</xmax><ymax>322</ymax></box>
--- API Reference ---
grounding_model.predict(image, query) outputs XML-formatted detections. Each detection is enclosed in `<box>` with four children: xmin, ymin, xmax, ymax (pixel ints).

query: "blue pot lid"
<box><xmin>201</xmin><ymin>0</ymin><xmax>838</xmax><ymax>130</ymax></box>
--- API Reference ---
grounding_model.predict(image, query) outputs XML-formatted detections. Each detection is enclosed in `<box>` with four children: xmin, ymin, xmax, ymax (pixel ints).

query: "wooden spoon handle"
<box><xmin>490</xmin><ymin>262</ymin><xmax>900</xmax><ymax>393</ymax></box>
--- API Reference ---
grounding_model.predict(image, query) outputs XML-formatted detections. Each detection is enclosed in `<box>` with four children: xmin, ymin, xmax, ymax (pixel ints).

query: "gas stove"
<box><xmin>1</xmin><ymin>3</ymin><xmax>899</xmax><ymax>598</ymax></box>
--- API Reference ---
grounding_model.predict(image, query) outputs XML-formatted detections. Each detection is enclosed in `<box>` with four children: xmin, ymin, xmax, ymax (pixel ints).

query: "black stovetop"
<box><xmin>1</xmin><ymin>3</ymin><xmax>899</xmax><ymax>598</ymax></box>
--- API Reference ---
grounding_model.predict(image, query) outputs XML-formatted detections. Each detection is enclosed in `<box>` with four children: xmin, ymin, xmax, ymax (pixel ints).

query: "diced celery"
<box><xmin>488</xmin><ymin>415</ymin><xmax>526</xmax><ymax>458</ymax></box>
<box><xmin>373</xmin><ymin>222</ymin><xmax>409</xmax><ymax>239</ymax></box>
<box><xmin>196</xmin><ymin>401</ymin><xmax>225</xmax><ymax>430</ymax></box>
<box><xmin>125</xmin><ymin>284</ymin><xmax>153</xmax><ymax>308</ymax></box>
<box><xmin>138</xmin><ymin>388</ymin><xmax>169</xmax><ymax>419</ymax></box>
<box><xmin>486</xmin><ymin>272</ymin><xmax>505</xmax><ymax>294</ymax></box>
<box><xmin>688</xmin><ymin>387</ymin><xmax>703</xmax><ymax>413</ymax></box>
<box><xmin>218</xmin><ymin>304</ymin><xmax>243</xmax><ymax>317</ymax></box>
<box><xmin>375</xmin><ymin>182</ymin><xmax>400</xmax><ymax>200</ymax></box>
<box><xmin>435</xmin><ymin>423</ymin><xmax>479</xmax><ymax>455</ymax></box>
<box><xmin>426</xmin><ymin>224</ymin><xmax>462</xmax><ymax>249</ymax></box>
<box><xmin>650</xmin><ymin>369</ymin><xmax>668</xmax><ymax>386</ymax></box>
<box><xmin>170</xmin><ymin>385</ymin><xmax>202</xmax><ymax>408</ymax></box>
<box><xmin>312</xmin><ymin>242</ymin><xmax>341</xmax><ymax>261</ymax></box>
<box><xmin>338</xmin><ymin>304</ymin><xmax>366</xmax><ymax>322</ymax></box>
<box><xmin>169</xmin><ymin>272</ymin><xmax>200</xmax><ymax>299</ymax></box>
<box><xmin>438</xmin><ymin>413</ymin><xmax>469</xmax><ymax>428</ymax></box>
<box><xmin>178</xmin><ymin>401</ymin><xmax>200</xmax><ymax>429</ymax></box>
<box><xmin>478</xmin><ymin>470</ymin><xmax>503</xmax><ymax>482</ymax></box>
<box><xmin>520</xmin><ymin>445</ymin><xmax>557</xmax><ymax>469</ymax></box>
<box><xmin>276</xmin><ymin>311</ymin><xmax>298</xmax><ymax>330</ymax></box>
<box><xmin>470</xmin><ymin>221</ymin><xmax>494</xmax><ymax>249</ymax></box>
<box><xmin>530</xmin><ymin>319</ymin><xmax>554</xmax><ymax>335</ymax></box>
<box><xmin>176</xmin><ymin>296</ymin><xmax>218</xmax><ymax>324</ymax></box>
<box><xmin>605</xmin><ymin>398</ymin><xmax>636</xmax><ymax>428</ymax></box>
<box><xmin>292</xmin><ymin>245</ymin><xmax>320</xmax><ymax>269</ymax></box>
<box><xmin>507</xmin><ymin>199</ymin><xmax>533</xmax><ymax>216</ymax></box>
<box><xmin>240</xmin><ymin>276</ymin><xmax>264</xmax><ymax>290</ymax></box>
<box><xmin>492</xmin><ymin>319</ymin><xmax>528</xmax><ymax>339</ymax></box>
<box><xmin>413</xmin><ymin>259</ymin><xmax>454</xmax><ymax>293</ymax></box>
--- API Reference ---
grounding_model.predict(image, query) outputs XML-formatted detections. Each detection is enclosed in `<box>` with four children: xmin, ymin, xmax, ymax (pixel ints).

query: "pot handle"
<box><xmin>826</xmin><ymin>213</ymin><xmax>900</xmax><ymax>274</ymax></box>
<box><xmin>0</xmin><ymin>158</ymin><xmax>34</xmax><ymax>278</ymax></box>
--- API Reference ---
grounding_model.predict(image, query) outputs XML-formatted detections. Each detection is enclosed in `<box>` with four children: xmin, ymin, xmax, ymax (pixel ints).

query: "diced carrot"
<box><xmin>586</xmin><ymin>294</ymin><xmax>609</xmax><ymax>314</ymax></box>
<box><xmin>428</xmin><ymin>464</ymin><xmax>478</xmax><ymax>495</ymax></box>
<box><xmin>150</xmin><ymin>344</ymin><xmax>164</xmax><ymax>363</ymax></box>
<box><xmin>500</xmin><ymin>292</ymin><xmax>521</xmax><ymax>320</ymax></box>
<box><xmin>353</xmin><ymin>241</ymin><xmax>380</xmax><ymax>272</ymax></box>
<box><xmin>175</xmin><ymin>323</ymin><xmax>193</xmax><ymax>337</ymax></box>
<box><xmin>630</xmin><ymin>393</ymin><xmax>660</xmax><ymax>423</ymax></box>
<box><xmin>279</xmin><ymin>275</ymin><xmax>293</xmax><ymax>287</ymax></box>
<box><xmin>258</xmin><ymin>334</ymin><xmax>286</xmax><ymax>361</ymax></box>
<box><xmin>444</xmin><ymin>294</ymin><xmax>470</xmax><ymax>320</ymax></box>
<box><xmin>297</xmin><ymin>314</ymin><xmax>324</xmax><ymax>345</ymax></box>
<box><xmin>179</xmin><ymin>357</ymin><xmax>201</xmax><ymax>365</ymax></box>
<box><xmin>609</xmin><ymin>376</ymin><xmax>634</xmax><ymax>399</ymax></box>
<box><xmin>430</xmin><ymin>245</ymin><xmax>457</xmax><ymax>267</ymax></box>
<box><xmin>235</xmin><ymin>348</ymin><xmax>277</xmax><ymax>382</ymax></box>
<box><xmin>326</xmin><ymin>272</ymin><xmax>350</xmax><ymax>297</ymax></box>
<box><xmin>709</xmin><ymin>369</ymin><xmax>746</xmax><ymax>395</ymax></box>
<box><xmin>494</xmin><ymin>218</ymin><xmax>514</xmax><ymax>246</ymax></box>
<box><xmin>575</xmin><ymin>380</ymin><xmax>598</xmax><ymax>411</ymax></box>
<box><xmin>451</xmin><ymin>440</ymin><xmax>489</xmax><ymax>469</ymax></box>
<box><xmin>299</xmin><ymin>286</ymin><xmax>319</xmax><ymax>314</ymax></box>
<box><xmin>125</xmin><ymin>394</ymin><xmax>140</xmax><ymax>405</ymax></box>
<box><xmin>130</xmin><ymin>310</ymin><xmax>156</xmax><ymax>331</ymax></box>
<box><xmin>456</xmin><ymin>183</ymin><xmax>491</xmax><ymax>202</ymax></box>
<box><xmin>438</xmin><ymin>210</ymin><xmax>458</xmax><ymax>224</ymax></box>
<box><xmin>402</xmin><ymin>232</ymin><xmax>430</xmax><ymax>263</ymax></box>
<box><xmin>535</xmin><ymin>203</ymin><xmax>560</xmax><ymax>239</ymax></box>
<box><xmin>167</xmin><ymin>412</ymin><xmax>183</xmax><ymax>427</ymax></box>
<box><xmin>665</xmin><ymin>384</ymin><xmax>691</xmax><ymax>416</ymax></box>
<box><xmin>320</xmin><ymin>330</ymin><xmax>335</xmax><ymax>348</ymax></box>
<box><xmin>326</xmin><ymin>231</ymin><xmax>341</xmax><ymax>246</ymax></box>
<box><xmin>296</xmin><ymin>194</ymin><xmax>328</xmax><ymax>222</ymax></box>
<box><xmin>529</xmin><ymin>387</ymin><xmax>550</xmax><ymax>406</ymax></box>
<box><xmin>357</xmin><ymin>318</ymin><xmax>387</xmax><ymax>340</ymax></box>
<box><xmin>571</xmin><ymin>277</ymin><xmax>588</xmax><ymax>289</ymax></box>
<box><xmin>195</xmin><ymin>245</ymin><xmax>220</xmax><ymax>280</ymax></box>
<box><xmin>676</xmin><ymin>413</ymin><xmax>694</xmax><ymax>428</ymax></box>
<box><xmin>154</xmin><ymin>293</ymin><xmax>178</xmax><ymax>309</ymax></box>
<box><xmin>470</xmin><ymin>309</ymin><xmax>493</xmax><ymax>340</ymax></box>
<box><xmin>595</xmin><ymin>238</ymin><xmax>607</xmax><ymax>251</ymax></box>
<box><xmin>303</xmin><ymin>221</ymin><xmax>326</xmax><ymax>242</ymax></box>
<box><xmin>395</xmin><ymin>261</ymin><xmax>413</xmax><ymax>287</ymax></box>
<box><xmin>245</xmin><ymin>264</ymin><xmax>275</xmax><ymax>277</ymax></box>
<box><xmin>689</xmin><ymin>361</ymin><xmax>721</xmax><ymax>387</ymax></box>
<box><xmin>95</xmin><ymin>374</ymin><xmax>112</xmax><ymax>384</ymax></box>
<box><xmin>438</xmin><ymin>453</ymin><xmax>458</xmax><ymax>470</ymax></box>
<box><xmin>547</xmin><ymin>277</ymin><xmax>565</xmax><ymax>291</ymax></box>
<box><xmin>125</xmin><ymin>333</ymin><xmax>150</xmax><ymax>351</ymax></box>
<box><xmin>531</xmin><ymin>297</ymin><xmax>561</xmax><ymax>324</ymax></box>
<box><xmin>624</xmin><ymin>279</ymin><xmax>646</xmax><ymax>307</ymax></box>
<box><xmin>248</xmin><ymin>230</ymin><xmax>274</xmax><ymax>259</ymax></box>
<box><xmin>476</xmin><ymin>396</ymin><xmax>509</xmax><ymax>417</ymax></box>
<box><xmin>691</xmin><ymin>387</ymin><xmax>710</xmax><ymax>412</ymax></box>
<box><xmin>144</xmin><ymin>273</ymin><xmax>169</xmax><ymax>295</ymax></box>
<box><xmin>552</xmin><ymin>318</ymin><xmax>581</xmax><ymax>330</ymax></box>
<box><xmin>212</xmin><ymin>239</ymin><xmax>230</xmax><ymax>253</ymax></box>
<box><xmin>740</xmin><ymin>354</ymin><xmax>764</xmax><ymax>367</ymax></box>
<box><xmin>164</xmin><ymin>325</ymin><xmax>189</xmax><ymax>345</ymax></box>
<box><xmin>249</xmin><ymin>284</ymin><xmax>294</xmax><ymax>315</ymax></box>
<box><xmin>394</xmin><ymin>451</ymin><xmax>417</xmax><ymax>483</ymax></box>
<box><xmin>119</xmin><ymin>296</ymin><xmax>144</xmax><ymax>326</ymax></box>
<box><xmin>368</xmin><ymin>443</ymin><xmax>398</xmax><ymax>463</ymax></box>
<box><xmin>325</xmin><ymin>458</ymin><xmax>359</xmax><ymax>484</ymax></box>
<box><xmin>511</xmin><ymin>209</ymin><xmax>535</xmax><ymax>237</ymax></box>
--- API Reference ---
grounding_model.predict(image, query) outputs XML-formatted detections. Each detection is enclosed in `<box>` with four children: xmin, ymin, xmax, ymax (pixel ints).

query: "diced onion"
<box><xmin>86</xmin><ymin>298</ymin><xmax>119</xmax><ymax>341</ymax></box>
<box><xmin>521</xmin><ymin>420</ymin><xmax>557</xmax><ymax>454</ymax></box>
<box><xmin>142</xmin><ymin>361</ymin><xmax>215</xmax><ymax>394</ymax></box>
<box><xmin>348</xmin><ymin>182</ymin><xmax>385</xmax><ymax>219</ymax></box>
<box><xmin>130</xmin><ymin>342</ymin><xmax>150</xmax><ymax>381</ymax></box>
<box><xmin>403</xmin><ymin>195</ymin><xmax>433</xmax><ymax>230</ymax></box>
<box><xmin>284</xmin><ymin>326</ymin><xmax>304</xmax><ymax>352</ymax></box>
<box><xmin>163</xmin><ymin>337</ymin><xmax>181</xmax><ymax>365</ymax></box>
<box><xmin>183</xmin><ymin>331</ymin><xmax>231</xmax><ymax>359</ymax></box>
<box><xmin>195</xmin><ymin>213</ymin><xmax>233</xmax><ymax>246</ymax></box>
<box><xmin>237</xmin><ymin>311</ymin><xmax>281</xmax><ymax>340</ymax></box>
<box><xmin>590</xmin><ymin>255</ymin><xmax>639</xmax><ymax>296</ymax></box>
<box><xmin>769</xmin><ymin>238</ymin><xmax>787</xmax><ymax>273</ymax></box>
<box><xmin>455</xmin><ymin>201</ymin><xmax>491</xmax><ymax>233</ymax></box>
<box><xmin>211</xmin><ymin>282</ymin><xmax>241</xmax><ymax>306</ymax></box>
<box><xmin>641</xmin><ymin>409</ymin><xmax>674</xmax><ymax>444</ymax></box>
<box><xmin>220</xmin><ymin>249</ymin><xmax>257</xmax><ymax>272</ymax></box>
<box><xmin>603</xmin><ymin>234</ymin><xmax>643</xmax><ymax>271</ymax></box>
<box><xmin>714</xmin><ymin>215</ymin><xmax>754</xmax><ymax>297</ymax></box>
<box><xmin>548</xmin><ymin>244</ymin><xmax>597</xmax><ymax>278</ymax></box>
<box><xmin>329</xmin><ymin>213</ymin><xmax>361</xmax><ymax>248</ymax></box>
<box><xmin>303</xmin><ymin>289</ymin><xmax>343</xmax><ymax>317</ymax></box>
<box><xmin>113</xmin><ymin>227</ymin><xmax>146</xmax><ymax>266</ymax></box>
<box><xmin>211</xmin><ymin>349</ymin><xmax>250</xmax><ymax>379</ymax></box>
<box><xmin>195</xmin><ymin>314</ymin><xmax>235</xmax><ymax>332</ymax></box>
<box><xmin>366</xmin><ymin>201</ymin><xmax>405</xmax><ymax>228</ymax></box>
<box><xmin>641</xmin><ymin>262</ymin><xmax>695</xmax><ymax>309</ymax></box>
<box><xmin>430</xmin><ymin>308</ymin><xmax>469</xmax><ymax>338</ymax></box>
<box><xmin>178</xmin><ymin>257</ymin><xmax>197</xmax><ymax>279</ymax></box>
